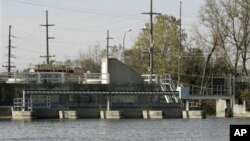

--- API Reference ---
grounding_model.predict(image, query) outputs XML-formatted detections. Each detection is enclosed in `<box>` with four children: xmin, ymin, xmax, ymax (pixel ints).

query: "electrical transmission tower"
<box><xmin>40</xmin><ymin>10</ymin><xmax>55</xmax><ymax>65</ymax></box>
<box><xmin>2</xmin><ymin>25</ymin><xmax>16</xmax><ymax>77</ymax></box>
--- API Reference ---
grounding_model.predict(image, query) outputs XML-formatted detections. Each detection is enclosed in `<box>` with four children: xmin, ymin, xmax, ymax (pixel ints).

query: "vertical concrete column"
<box><xmin>101</xmin><ymin>58</ymin><xmax>110</xmax><ymax>84</ymax></box>
<box><xmin>22</xmin><ymin>91</ymin><xmax>25</xmax><ymax>111</ymax></box>
<box><xmin>59</xmin><ymin>110</ymin><xmax>64</xmax><ymax>119</ymax></box>
<box><xmin>37</xmin><ymin>73</ymin><xmax>41</xmax><ymax>83</ymax></box>
<box><xmin>30</xmin><ymin>95</ymin><xmax>33</xmax><ymax>112</ymax></box>
<box><xmin>107</xmin><ymin>96</ymin><xmax>110</xmax><ymax>111</ymax></box>
<box><xmin>243</xmin><ymin>100</ymin><xmax>246</xmax><ymax>111</ymax></box>
<box><xmin>100</xmin><ymin>111</ymin><xmax>105</xmax><ymax>119</ymax></box>
<box><xmin>143</xmin><ymin>110</ymin><xmax>148</xmax><ymax>119</ymax></box>
<box><xmin>61</xmin><ymin>73</ymin><xmax>65</xmax><ymax>83</ymax></box>
<box><xmin>216</xmin><ymin>99</ymin><xmax>226</xmax><ymax>117</ymax></box>
<box><xmin>185</xmin><ymin>100</ymin><xmax>189</xmax><ymax>111</ymax></box>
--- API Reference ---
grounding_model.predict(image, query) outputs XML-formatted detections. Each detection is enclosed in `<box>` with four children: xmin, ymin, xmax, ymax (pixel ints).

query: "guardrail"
<box><xmin>13</xmin><ymin>96</ymin><xmax>51</xmax><ymax>111</ymax></box>
<box><xmin>24</xmin><ymin>90</ymin><xmax>179</xmax><ymax>95</ymax></box>
<box><xmin>1</xmin><ymin>72</ymin><xmax>110</xmax><ymax>84</ymax></box>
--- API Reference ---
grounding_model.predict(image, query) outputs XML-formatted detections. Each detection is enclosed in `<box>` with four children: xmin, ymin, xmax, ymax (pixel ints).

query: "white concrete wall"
<box><xmin>101</xmin><ymin>58</ymin><xmax>110</xmax><ymax>84</ymax></box>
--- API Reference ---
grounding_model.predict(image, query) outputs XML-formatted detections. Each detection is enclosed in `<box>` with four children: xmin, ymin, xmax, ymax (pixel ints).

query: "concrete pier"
<box><xmin>100</xmin><ymin>110</ymin><xmax>122</xmax><ymax>119</ymax></box>
<box><xmin>143</xmin><ymin>110</ymin><xmax>163</xmax><ymax>119</ymax></box>
<box><xmin>233</xmin><ymin>101</ymin><xmax>250</xmax><ymax>118</ymax></box>
<box><xmin>149</xmin><ymin>110</ymin><xmax>163</xmax><ymax>119</ymax></box>
<box><xmin>59</xmin><ymin>110</ymin><xmax>79</xmax><ymax>119</ymax></box>
<box><xmin>142</xmin><ymin>110</ymin><xmax>149</xmax><ymax>119</ymax></box>
<box><xmin>63</xmin><ymin>111</ymin><xmax>78</xmax><ymax>119</ymax></box>
<box><xmin>9</xmin><ymin>107</ymin><xmax>182</xmax><ymax>119</ymax></box>
<box><xmin>182</xmin><ymin>110</ymin><xmax>206</xmax><ymax>119</ymax></box>
<box><xmin>59</xmin><ymin>110</ymin><xmax>64</xmax><ymax>119</ymax></box>
<box><xmin>12</xmin><ymin>109</ymin><xmax>35</xmax><ymax>119</ymax></box>
<box><xmin>216</xmin><ymin>99</ymin><xmax>233</xmax><ymax>117</ymax></box>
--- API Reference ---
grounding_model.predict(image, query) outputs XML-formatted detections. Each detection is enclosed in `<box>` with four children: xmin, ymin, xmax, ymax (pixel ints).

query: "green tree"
<box><xmin>181</xmin><ymin>47</ymin><xmax>205</xmax><ymax>85</ymax></box>
<box><xmin>125</xmin><ymin>14</ymin><xmax>184</xmax><ymax>76</ymax></box>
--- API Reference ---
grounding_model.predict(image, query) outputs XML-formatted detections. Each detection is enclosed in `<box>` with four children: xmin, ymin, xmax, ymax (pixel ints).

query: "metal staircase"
<box><xmin>160</xmin><ymin>74</ymin><xmax>180</xmax><ymax>103</ymax></box>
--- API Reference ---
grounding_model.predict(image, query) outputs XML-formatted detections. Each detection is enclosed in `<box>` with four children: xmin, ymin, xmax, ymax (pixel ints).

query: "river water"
<box><xmin>0</xmin><ymin>118</ymin><xmax>249</xmax><ymax>141</ymax></box>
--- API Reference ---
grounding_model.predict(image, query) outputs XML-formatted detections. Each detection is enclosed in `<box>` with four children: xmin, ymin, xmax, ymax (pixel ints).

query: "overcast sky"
<box><xmin>0</xmin><ymin>0</ymin><xmax>204</xmax><ymax>71</ymax></box>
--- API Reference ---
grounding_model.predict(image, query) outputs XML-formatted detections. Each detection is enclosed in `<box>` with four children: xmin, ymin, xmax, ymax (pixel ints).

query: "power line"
<box><xmin>8</xmin><ymin>0</ymin><xmax>146</xmax><ymax>21</ymax></box>
<box><xmin>14</xmin><ymin>36</ymin><xmax>97</xmax><ymax>46</ymax></box>
<box><xmin>15</xmin><ymin>47</ymin><xmax>43</xmax><ymax>54</ymax></box>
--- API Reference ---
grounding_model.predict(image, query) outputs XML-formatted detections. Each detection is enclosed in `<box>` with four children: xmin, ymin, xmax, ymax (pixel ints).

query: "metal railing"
<box><xmin>13</xmin><ymin>96</ymin><xmax>51</xmax><ymax>111</ymax></box>
<box><xmin>160</xmin><ymin>74</ymin><xmax>176</xmax><ymax>91</ymax></box>
<box><xmin>189</xmin><ymin>85</ymin><xmax>234</xmax><ymax>96</ymax></box>
<box><xmin>82</xmin><ymin>73</ymin><xmax>110</xmax><ymax>84</ymax></box>
<box><xmin>30</xmin><ymin>96</ymin><xmax>51</xmax><ymax>109</ymax></box>
<box><xmin>142</xmin><ymin>74</ymin><xmax>159</xmax><ymax>84</ymax></box>
<box><xmin>181</xmin><ymin>101</ymin><xmax>201</xmax><ymax>108</ymax></box>
<box><xmin>1</xmin><ymin>72</ymin><xmax>110</xmax><ymax>84</ymax></box>
<box><xmin>13</xmin><ymin>98</ymin><xmax>31</xmax><ymax>111</ymax></box>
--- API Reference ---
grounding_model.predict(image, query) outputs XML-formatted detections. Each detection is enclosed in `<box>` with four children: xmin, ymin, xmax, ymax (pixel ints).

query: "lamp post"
<box><xmin>122</xmin><ymin>29</ymin><xmax>132</xmax><ymax>62</ymax></box>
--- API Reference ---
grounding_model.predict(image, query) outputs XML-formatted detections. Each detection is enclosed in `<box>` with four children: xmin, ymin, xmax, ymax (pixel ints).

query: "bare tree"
<box><xmin>196</xmin><ymin>0</ymin><xmax>250</xmax><ymax>77</ymax></box>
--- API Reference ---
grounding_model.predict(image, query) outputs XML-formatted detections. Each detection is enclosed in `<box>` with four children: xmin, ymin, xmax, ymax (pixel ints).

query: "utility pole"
<box><xmin>142</xmin><ymin>0</ymin><xmax>160</xmax><ymax>84</ymax></box>
<box><xmin>2</xmin><ymin>25</ymin><xmax>15</xmax><ymax>77</ymax></box>
<box><xmin>177</xmin><ymin>1</ymin><xmax>182</xmax><ymax>87</ymax></box>
<box><xmin>106</xmin><ymin>30</ymin><xmax>113</xmax><ymax>58</ymax></box>
<box><xmin>40</xmin><ymin>10</ymin><xmax>55</xmax><ymax>65</ymax></box>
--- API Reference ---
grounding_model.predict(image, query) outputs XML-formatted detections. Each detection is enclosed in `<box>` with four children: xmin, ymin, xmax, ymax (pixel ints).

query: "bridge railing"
<box><xmin>189</xmin><ymin>85</ymin><xmax>233</xmax><ymax>96</ymax></box>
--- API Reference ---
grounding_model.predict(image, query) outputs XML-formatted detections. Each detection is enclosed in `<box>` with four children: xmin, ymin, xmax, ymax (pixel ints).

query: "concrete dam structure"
<box><xmin>0</xmin><ymin>58</ymin><xmax>182</xmax><ymax>119</ymax></box>
<box><xmin>1</xmin><ymin>57</ymin><xmax>249</xmax><ymax>119</ymax></box>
